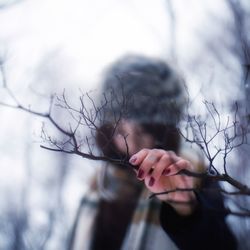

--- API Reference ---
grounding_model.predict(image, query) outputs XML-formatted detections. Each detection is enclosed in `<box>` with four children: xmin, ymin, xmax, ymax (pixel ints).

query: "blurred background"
<box><xmin>0</xmin><ymin>0</ymin><xmax>249</xmax><ymax>249</ymax></box>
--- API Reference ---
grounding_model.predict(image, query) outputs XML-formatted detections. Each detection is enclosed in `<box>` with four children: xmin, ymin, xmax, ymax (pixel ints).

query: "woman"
<box><xmin>68</xmin><ymin>55</ymin><xmax>237</xmax><ymax>250</ymax></box>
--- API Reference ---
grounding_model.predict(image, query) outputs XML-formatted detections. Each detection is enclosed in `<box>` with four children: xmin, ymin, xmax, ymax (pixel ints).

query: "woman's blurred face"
<box><xmin>113</xmin><ymin>120</ymin><xmax>155</xmax><ymax>156</ymax></box>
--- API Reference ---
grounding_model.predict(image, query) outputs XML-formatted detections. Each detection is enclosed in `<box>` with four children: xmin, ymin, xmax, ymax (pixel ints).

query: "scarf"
<box><xmin>67</xmin><ymin>164</ymin><xmax>179</xmax><ymax>250</ymax></box>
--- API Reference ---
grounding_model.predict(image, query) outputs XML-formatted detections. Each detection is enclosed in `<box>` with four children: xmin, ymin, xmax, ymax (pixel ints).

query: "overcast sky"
<box><xmin>0</xmin><ymin>0</ymin><xmax>233</xmax><ymax>90</ymax></box>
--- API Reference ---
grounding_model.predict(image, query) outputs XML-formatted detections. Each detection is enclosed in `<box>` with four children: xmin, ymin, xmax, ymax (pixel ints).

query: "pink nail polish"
<box><xmin>149</xmin><ymin>177</ymin><xmax>155</xmax><ymax>186</ymax></box>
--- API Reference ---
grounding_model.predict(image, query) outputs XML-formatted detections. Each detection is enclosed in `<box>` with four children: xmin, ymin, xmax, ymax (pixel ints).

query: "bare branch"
<box><xmin>1</xmin><ymin>62</ymin><xmax>250</xmax><ymax>217</ymax></box>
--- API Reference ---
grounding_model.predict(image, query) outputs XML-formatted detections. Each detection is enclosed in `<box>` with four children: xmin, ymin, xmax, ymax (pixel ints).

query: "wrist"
<box><xmin>165</xmin><ymin>192</ymin><xmax>197</xmax><ymax>216</ymax></box>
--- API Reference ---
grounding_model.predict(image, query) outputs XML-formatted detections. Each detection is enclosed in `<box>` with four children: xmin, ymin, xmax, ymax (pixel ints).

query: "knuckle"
<box><xmin>181</xmin><ymin>159</ymin><xmax>189</xmax><ymax>166</ymax></box>
<box><xmin>151</xmin><ymin>149</ymin><xmax>159</xmax><ymax>154</ymax></box>
<box><xmin>147</xmin><ymin>155</ymin><xmax>157</xmax><ymax>164</ymax></box>
<box><xmin>176</xmin><ymin>159</ymin><xmax>190</xmax><ymax>170</ymax></box>
<box><xmin>161</xmin><ymin>154</ymin><xmax>171</xmax><ymax>163</ymax></box>
<box><xmin>157</xmin><ymin>149</ymin><xmax>167</xmax><ymax>154</ymax></box>
<box><xmin>168</xmin><ymin>150</ymin><xmax>177</xmax><ymax>157</ymax></box>
<box><xmin>141</xmin><ymin>148</ymin><xmax>149</xmax><ymax>154</ymax></box>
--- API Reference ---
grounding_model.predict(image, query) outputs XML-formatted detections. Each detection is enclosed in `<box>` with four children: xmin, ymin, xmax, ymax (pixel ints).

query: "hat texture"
<box><xmin>100</xmin><ymin>55</ymin><xmax>186</xmax><ymax>125</ymax></box>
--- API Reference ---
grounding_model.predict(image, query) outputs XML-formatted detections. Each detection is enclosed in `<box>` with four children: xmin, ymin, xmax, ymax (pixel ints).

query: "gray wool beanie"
<box><xmin>100</xmin><ymin>55</ymin><xmax>186</xmax><ymax>126</ymax></box>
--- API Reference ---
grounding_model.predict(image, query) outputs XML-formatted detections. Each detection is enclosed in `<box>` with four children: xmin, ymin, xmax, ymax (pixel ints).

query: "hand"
<box><xmin>129</xmin><ymin>149</ymin><xmax>197</xmax><ymax>215</ymax></box>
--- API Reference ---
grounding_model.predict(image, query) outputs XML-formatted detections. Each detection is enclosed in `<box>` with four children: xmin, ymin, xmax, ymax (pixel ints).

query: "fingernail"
<box><xmin>137</xmin><ymin>169</ymin><xmax>144</xmax><ymax>179</ymax></box>
<box><xmin>129</xmin><ymin>155</ymin><xmax>137</xmax><ymax>165</ymax></box>
<box><xmin>162</xmin><ymin>168</ymin><xmax>170</xmax><ymax>175</ymax></box>
<box><xmin>149</xmin><ymin>177</ymin><xmax>155</xmax><ymax>186</ymax></box>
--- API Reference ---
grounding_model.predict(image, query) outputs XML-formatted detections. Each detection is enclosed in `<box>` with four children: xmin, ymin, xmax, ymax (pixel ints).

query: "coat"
<box><xmin>67</xmin><ymin>149</ymin><xmax>237</xmax><ymax>250</ymax></box>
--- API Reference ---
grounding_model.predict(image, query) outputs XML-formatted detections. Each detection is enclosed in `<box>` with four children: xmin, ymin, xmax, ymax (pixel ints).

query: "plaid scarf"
<box><xmin>68</xmin><ymin>165</ymin><xmax>179</xmax><ymax>250</ymax></box>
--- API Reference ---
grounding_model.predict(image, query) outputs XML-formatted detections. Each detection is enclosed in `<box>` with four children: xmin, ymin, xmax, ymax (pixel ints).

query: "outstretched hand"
<box><xmin>129</xmin><ymin>149</ymin><xmax>197</xmax><ymax>215</ymax></box>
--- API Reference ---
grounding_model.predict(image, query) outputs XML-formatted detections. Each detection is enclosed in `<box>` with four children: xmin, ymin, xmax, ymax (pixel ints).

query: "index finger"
<box><xmin>129</xmin><ymin>148</ymin><xmax>165</xmax><ymax>166</ymax></box>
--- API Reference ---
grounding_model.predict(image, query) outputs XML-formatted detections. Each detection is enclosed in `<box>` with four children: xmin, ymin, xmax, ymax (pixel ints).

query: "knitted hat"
<box><xmin>99</xmin><ymin>55</ymin><xmax>186</xmax><ymax>126</ymax></box>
